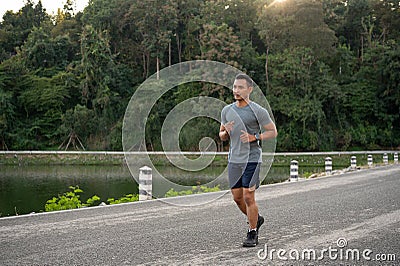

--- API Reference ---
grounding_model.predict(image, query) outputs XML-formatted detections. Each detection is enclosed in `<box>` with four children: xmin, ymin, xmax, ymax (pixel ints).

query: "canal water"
<box><xmin>0</xmin><ymin>164</ymin><xmax>324</xmax><ymax>217</ymax></box>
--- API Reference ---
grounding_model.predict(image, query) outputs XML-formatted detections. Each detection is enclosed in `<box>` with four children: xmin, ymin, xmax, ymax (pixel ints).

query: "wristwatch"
<box><xmin>254</xmin><ymin>133</ymin><xmax>260</xmax><ymax>141</ymax></box>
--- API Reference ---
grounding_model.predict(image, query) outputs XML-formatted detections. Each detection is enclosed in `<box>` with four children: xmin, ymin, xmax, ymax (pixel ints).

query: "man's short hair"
<box><xmin>235</xmin><ymin>73</ymin><xmax>254</xmax><ymax>88</ymax></box>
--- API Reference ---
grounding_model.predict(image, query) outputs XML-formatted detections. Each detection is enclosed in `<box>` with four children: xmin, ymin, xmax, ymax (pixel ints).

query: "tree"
<box><xmin>122</xmin><ymin>0</ymin><xmax>178</xmax><ymax>79</ymax></box>
<box><xmin>0</xmin><ymin>0</ymin><xmax>51</xmax><ymax>62</ymax></box>
<box><xmin>290</xmin><ymin>1</ymin><xmax>337</xmax><ymax>57</ymax></box>
<box><xmin>0</xmin><ymin>87</ymin><xmax>14</xmax><ymax>150</ymax></box>
<box><xmin>349</xmin><ymin>42</ymin><xmax>400</xmax><ymax>148</ymax></box>
<box><xmin>17</xmin><ymin>73</ymin><xmax>70</xmax><ymax>148</ymax></box>
<box><xmin>198</xmin><ymin>23</ymin><xmax>242</xmax><ymax>68</ymax></box>
<box><xmin>268</xmin><ymin>47</ymin><xmax>338</xmax><ymax>151</ymax></box>
<box><xmin>59</xmin><ymin>104</ymin><xmax>96</xmax><ymax>150</ymax></box>
<box><xmin>19</xmin><ymin>27</ymin><xmax>75</xmax><ymax>70</ymax></box>
<box><xmin>79</xmin><ymin>25</ymin><xmax>115</xmax><ymax>112</ymax></box>
<box><xmin>174</xmin><ymin>0</ymin><xmax>203</xmax><ymax>63</ymax></box>
<box><xmin>0</xmin><ymin>0</ymin><xmax>398</xmax><ymax>151</ymax></box>
<box><xmin>201</xmin><ymin>0</ymin><xmax>258</xmax><ymax>40</ymax></box>
<box><xmin>258</xmin><ymin>0</ymin><xmax>336</xmax><ymax>56</ymax></box>
<box><xmin>258</xmin><ymin>0</ymin><xmax>293</xmax><ymax>88</ymax></box>
<box><xmin>337</xmin><ymin>0</ymin><xmax>372</xmax><ymax>57</ymax></box>
<box><xmin>197</xmin><ymin>23</ymin><xmax>242</xmax><ymax>99</ymax></box>
<box><xmin>258</xmin><ymin>0</ymin><xmax>336</xmax><ymax>89</ymax></box>
<box><xmin>371</xmin><ymin>0</ymin><xmax>400</xmax><ymax>42</ymax></box>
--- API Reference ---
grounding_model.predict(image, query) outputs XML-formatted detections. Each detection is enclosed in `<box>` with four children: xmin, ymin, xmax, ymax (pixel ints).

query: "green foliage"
<box><xmin>60</xmin><ymin>104</ymin><xmax>97</xmax><ymax>143</ymax></box>
<box><xmin>79</xmin><ymin>25</ymin><xmax>115</xmax><ymax>111</ymax></box>
<box><xmin>165</xmin><ymin>185</ymin><xmax>221</xmax><ymax>198</ymax></box>
<box><xmin>198</xmin><ymin>22</ymin><xmax>241</xmax><ymax>68</ymax></box>
<box><xmin>0</xmin><ymin>0</ymin><xmax>51</xmax><ymax>62</ymax></box>
<box><xmin>268</xmin><ymin>47</ymin><xmax>335</xmax><ymax>150</ymax></box>
<box><xmin>107</xmin><ymin>194</ymin><xmax>139</xmax><ymax>204</ymax></box>
<box><xmin>0</xmin><ymin>0</ymin><xmax>400</xmax><ymax>151</ymax></box>
<box><xmin>0</xmin><ymin>87</ymin><xmax>15</xmax><ymax>148</ymax></box>
<box><xmin>120</xmin><ymin>0</ymin><xmax>178</xmax><ymax>77</ymax></box>
<box><xmin>19</xmin><ymin>27</ymin><xmax>75</xmax><ymax>70</ymax></box>
<box><xmin>258</xmin><ymin>0</ymin><xmax>337</xmax><ymax>57</ymax></box>
<box><xmin>44</xmin><ymin>184</ymin><xmax>224</xmax><ymax>213</ymax></box>
<box><xmin>45</xmin><ymin>186</ymin><xmax>100</xmax><ymax>212</ymax></box>
<box><xmin>302</xmin><ymin>172</ymin><xmax>314</xmax><ymax>179</ymax></box>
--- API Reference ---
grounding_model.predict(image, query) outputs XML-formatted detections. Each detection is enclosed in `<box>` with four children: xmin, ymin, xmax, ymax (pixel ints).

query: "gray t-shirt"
<box><xmin>221</xmin><ymin>101</ymin><xmax>272</xmax><ymax>163</ymax></box>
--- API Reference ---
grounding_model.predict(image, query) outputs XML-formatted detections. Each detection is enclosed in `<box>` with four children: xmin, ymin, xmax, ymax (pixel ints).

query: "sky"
<box><xmin>0</xmin><ymin>0</ymin><xmax>89</xmax><ymax>20</ymax></box>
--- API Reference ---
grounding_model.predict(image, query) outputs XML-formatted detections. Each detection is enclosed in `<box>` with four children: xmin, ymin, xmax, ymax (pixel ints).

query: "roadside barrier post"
<box><xmin>325</xmin><ymin>157</ymin><xmax>332</xmax><ymax>175</ymax></box>
<box><xmin>290</xmin><ymin>160</ymin><xmax>298</xmax><ymax>181</ymax></box>
<box><xmin>351</xmin><ymin>156</ymin><xmax>357</xmax><ymax>169</ymax></box>
<box><xmin>368</xmin><ymin>155</ymin><xmax>373</xmax><ymax>168</ymax></box>
<box><xmin>139</xmin><ymin>166</ymin><xmax>152</xmax><ymax>201</ymax></box>
<box><xmin>394</xmin><ymin>153</ymin><xmax>398</xmax><ymax>164</ymax></box>
<box><xmin>383</xmin><ymin>153</ymin><xmax>388</xmax><ymax>165</ymax></box>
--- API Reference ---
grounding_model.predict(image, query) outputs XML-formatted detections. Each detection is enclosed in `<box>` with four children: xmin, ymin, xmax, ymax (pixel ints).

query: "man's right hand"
<box><xmin>220</xmin><ymin>121</ymin><xmax>234</xmax><ymax>141</ymax></box>
<box><xmin>224</xmin><ymin>121</ymin><xmax>234</xmax><ymax>134</ymax></box>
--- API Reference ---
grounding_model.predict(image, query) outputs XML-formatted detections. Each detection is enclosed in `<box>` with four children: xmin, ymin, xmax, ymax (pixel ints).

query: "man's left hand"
<box><xmin>240</xmin><ymin>130</ymin><xmax>256</xmax><ymax>143</ymax></box>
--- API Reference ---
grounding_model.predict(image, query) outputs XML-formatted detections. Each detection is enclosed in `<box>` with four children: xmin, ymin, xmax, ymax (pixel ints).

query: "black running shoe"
<box><xmin>257</xmin><ymin>215</ymin><xmax>264</xmax><ymax>232</ymax></box>
<box><xmin>243</xmin><ymin>230</ymin><xmax>258</xmax><ymax>247</ymax></box>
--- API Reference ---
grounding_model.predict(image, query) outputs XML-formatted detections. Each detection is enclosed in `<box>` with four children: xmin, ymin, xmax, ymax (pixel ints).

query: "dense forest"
<box><xmin>0</xmin><ymin>0</ymin><xmax>399</xmax><ymax>151</ymax></box>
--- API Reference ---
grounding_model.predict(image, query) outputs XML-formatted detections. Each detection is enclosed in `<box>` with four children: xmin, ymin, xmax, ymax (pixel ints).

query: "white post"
<box><xmin>383</xmin><ymin>153</ymin><xmax>388</xmax><ymax>165</ymax></box>
<box><xmin>290</xmin><ymin>160</ymin><xmax>298</xmax><ymax>181</ymax></box>
<box><xmin>325</xmin><ymin>157</ymin><xmax>332</xmax><ymax>175</ymax></box>
<box><xmin>139</xmin><ymin>166</ymin><xmax>152</xmax><ymax>201</ymax></box>
<box><xmin>368</xmin><ymin>155</ymin><xmax>373</xmax><ymax>168</ymax></box>
<box><xmin>351</xmin><ymin>156</ymin><xmax>357</xmax><ymax>169</ymax></box>
<box><xmin>394</xmin><ymin>153</ymin><xmax>398</xmax><ymax>164</ymax></box>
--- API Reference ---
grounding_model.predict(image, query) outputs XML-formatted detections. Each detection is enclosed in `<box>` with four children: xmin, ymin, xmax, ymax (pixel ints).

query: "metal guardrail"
<box><xmin>273</xmin><ymin>151</ymin><xmax>398</xmax><ymax>156</ymax></box>
<box><xmin>0</xmin><ymin>150</ymin><xmax>397</xmax><ymax>156</ymax></box>
<box><xmin>0</xmin><ymin>151</ymin><xmax>126</xmax><ymax>155</ymax></box>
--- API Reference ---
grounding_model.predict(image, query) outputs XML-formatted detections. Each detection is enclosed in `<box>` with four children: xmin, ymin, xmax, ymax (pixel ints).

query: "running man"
<box><xmin>219</xmin><ymin>73</ymin><xmax>277</xmax><ymax>247</ymax></box>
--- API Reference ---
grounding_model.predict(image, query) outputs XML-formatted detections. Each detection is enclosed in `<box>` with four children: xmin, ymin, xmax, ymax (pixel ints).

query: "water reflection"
<box><xmin>0</xmin><ymin>165</ymin><xmax>135</xmax><ymax>217</ymax></box>
<box><xmin>0</xmin><ymin>164</ymin><xmax>322</xmax><ymax>217</ymax></box>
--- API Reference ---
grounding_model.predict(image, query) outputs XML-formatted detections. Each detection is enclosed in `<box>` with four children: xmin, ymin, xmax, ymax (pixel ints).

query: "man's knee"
<box><xmin>243</xmin><ymin>189</ymin><xmax>255</xmax><ymax>206</ymax></box>
<box><xmin>231</xmin><ymin>188</ymin><xmax>243</xmax><ymax>204</ymax></box>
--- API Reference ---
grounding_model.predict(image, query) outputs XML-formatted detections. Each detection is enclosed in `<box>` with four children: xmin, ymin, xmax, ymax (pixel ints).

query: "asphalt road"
<box><xmin>1</xmin><ymin>165</ymin><xmax>399</xmax><ymax>265</ymax></box>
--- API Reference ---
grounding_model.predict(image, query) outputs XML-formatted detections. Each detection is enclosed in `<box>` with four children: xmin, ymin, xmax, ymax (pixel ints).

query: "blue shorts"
<box><xmin>228</xmin><ymin>162</ymin><xmax>261</xmax><ymax>189</ymax></box>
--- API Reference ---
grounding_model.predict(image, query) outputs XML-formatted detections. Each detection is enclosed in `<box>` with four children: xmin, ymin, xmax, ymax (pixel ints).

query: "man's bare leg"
<box><xmin>231</xmin><ymin>187</ymin><xmax>259</xmax><ymax>229</ymax></box>
<box><xmin>231</xmin><ymin>188</ymin><xmax>247</xmax><ymax>215</ymax></box>
<box><xmin>243</xmin><ymin>187</ymin><xmax>258</xmax><ymax>229</ymax></box>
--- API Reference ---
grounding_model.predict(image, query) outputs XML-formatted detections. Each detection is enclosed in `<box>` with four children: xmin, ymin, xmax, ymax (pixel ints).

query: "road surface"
<box><xmin>1</xmin><ymin>165</ymin><xmax>399</xmax><ymax>265</ymax></box>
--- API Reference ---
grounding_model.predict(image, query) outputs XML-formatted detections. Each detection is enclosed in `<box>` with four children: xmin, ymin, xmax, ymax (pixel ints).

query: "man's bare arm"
<box><xmin>219</xmin><ymin>121</ymin><xmax>234</xmax><ymax>141</ymax></box>
<box><xmin>239</xmin><ymin>122</ymin><xmax>277</xmax><ymax>143</ymax></box>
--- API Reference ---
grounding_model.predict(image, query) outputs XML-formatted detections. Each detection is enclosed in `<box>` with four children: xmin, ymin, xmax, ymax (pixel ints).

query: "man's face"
<box><xmin>233</xmin><ymin>78</ymin><xmax>252</xmax><ymax>101</ymax></box>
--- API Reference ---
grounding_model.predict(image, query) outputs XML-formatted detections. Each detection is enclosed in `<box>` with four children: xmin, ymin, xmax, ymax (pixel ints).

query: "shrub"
<box><xmin>107</xmin><ymin>193</ymin><xmax>138</xmax><ymax>204</ymax></box>
<box><xmin>45</xmin><ymin>186</ymin><xmax>100</xmax><ymax>212</ymax></box>
<box><xmin>165</xmin><ymin>185</ymin><xmax>221</xmax><ymax>198</ymax></box>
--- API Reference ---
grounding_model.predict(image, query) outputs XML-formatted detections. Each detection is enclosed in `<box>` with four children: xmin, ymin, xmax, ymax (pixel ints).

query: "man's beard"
<box><xmin>234</xmin><ymin>94</ymin><xmax>244</xmax><ymax>101</ymax></box>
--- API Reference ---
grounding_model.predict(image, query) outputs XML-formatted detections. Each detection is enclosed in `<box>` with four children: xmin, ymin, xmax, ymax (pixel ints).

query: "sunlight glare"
<box><xmin>265</xmin><ymin>0</ymin><xmax>287</xmax><ymax>9</ymax></box>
